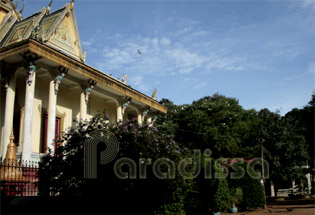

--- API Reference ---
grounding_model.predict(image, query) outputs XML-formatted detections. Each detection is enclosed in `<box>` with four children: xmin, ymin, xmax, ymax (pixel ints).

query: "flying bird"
<box><xmin>137</xmin><ymin>49</ymin><xmax>141</xmax><ymax>55</ymax></box>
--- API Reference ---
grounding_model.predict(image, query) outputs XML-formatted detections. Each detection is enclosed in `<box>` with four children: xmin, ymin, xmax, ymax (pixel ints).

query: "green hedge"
<box><xmin>229</xmin><ymin>161</ymin><xmax>266</xmax><ymax>209</ymax></box>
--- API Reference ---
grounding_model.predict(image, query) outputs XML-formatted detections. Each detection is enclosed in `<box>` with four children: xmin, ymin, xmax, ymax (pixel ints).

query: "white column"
<box><xmin>46</xmin><ymin>80</ymin><xmax>57</xmax><ymax>154</ymax></box>
<box><xmin>80</xmin><ymin>92</ymin><xmax>87</xmax><ymax>120</ymax></box>
<box><xmin>117</xmin><ymin>105</ymin><xmax>122</xmax><ymax>122</ymax></box>
<box><xmin>21</xmin><ymin>72</ymin><xmax>36</xmax><ymax>161</ymax></box>
<box><xmin>137</xmin><ymin>113</ymin><xmax>142</xmax><ymax>125</ymax></box>
<box><xmin>306</xmin><ymin>173</ymin><xmax>311</xmax><ymax>194</ymax></box>
<box><xmin>147</xmin><ymin>116</ymin><xmax>152</xmax><ymax>125</ymax></box>
<box><xmin>1</xmin><ymin>75</ymin><xmax>16</xmax><ymax>160</ymax></box>
<box><xmin>270</xmin><ymin>181</ymin><xmax>275</xmax><ymax>197</ymax></box>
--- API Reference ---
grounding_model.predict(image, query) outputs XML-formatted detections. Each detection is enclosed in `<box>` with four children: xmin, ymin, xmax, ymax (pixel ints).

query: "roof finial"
<box><xmin>48</xmin><ymin>0</ymin><xmax>53</xmax><ymax>7</ymax></box>
<box><xmin>9</xmin><ymin>129</ymin><xmax>15</xmax><ymax>144</ymax></box>
<box><xmin>9</xmin><ymin>0</ymin><xmax>16</xmax><ymax>10</ymax></box>
<box><xmin>14</xmin><ymin>0</ymin><xmax>18</xmax><ymax>10</ymax></box>
<box><xmin>46</xmin><ymin>0</ymin><xmax>53</xmax><ymax>14</ymax></box>
<box><xmin>70</xmin><ymin>0</ymin><xmax>74</xmax><ymax>11</ymax></box>
<box><xmin>17</xmin><ymin>0</ymin><xmax>24</xmax><ymax>20</ymax></box>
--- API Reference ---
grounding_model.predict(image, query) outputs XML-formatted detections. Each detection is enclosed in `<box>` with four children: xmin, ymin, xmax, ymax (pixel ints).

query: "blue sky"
<box><xmin>23</xmin><ymin>0</ymin><xmax>314</xmax><ymax>115</ymax></box>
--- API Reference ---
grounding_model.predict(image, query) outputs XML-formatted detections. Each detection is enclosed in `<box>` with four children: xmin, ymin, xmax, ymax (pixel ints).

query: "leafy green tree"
<box><xmin>162</xmin><ymin>93</ymin><xmax>252</xmax><ymax>158</ymax></box>
<box><xmin>241</xmin><ymin>108</ymin><xmax>309</xmax><ymax>196</ymax></box>
<box><xmin>284</xmin><ymin>93</ymin><xmax>314</xmax><ymax>169</ymax></box>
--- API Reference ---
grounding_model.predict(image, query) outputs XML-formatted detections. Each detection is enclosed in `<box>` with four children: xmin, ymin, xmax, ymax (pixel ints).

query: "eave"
<box><xmin>0</xmin><ymin>39</ymin><xmax>167</xmax><ymax>114</ymax></box>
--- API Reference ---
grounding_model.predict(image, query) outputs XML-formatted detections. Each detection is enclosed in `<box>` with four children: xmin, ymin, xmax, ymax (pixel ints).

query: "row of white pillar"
<box><xmin>1</xmin><ymin>63</ymin><xmax>42</xmax><ymax>161</ymax></box>
<box><xmin>1</xmin><ymin>63</ymin><xmax>155</xmax><ymax>161</ymax></box>
<box><xmin>116</xmin><ymin>103</ymin><xmax>153</xmax><ymax>125</ymax></box>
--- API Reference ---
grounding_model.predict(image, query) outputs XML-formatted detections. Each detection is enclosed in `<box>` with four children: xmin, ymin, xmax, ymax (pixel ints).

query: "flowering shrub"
<box><xmin>39</xmin><ymin>111</ymin><xmax>191</xmax><ymax>214</ymax></box>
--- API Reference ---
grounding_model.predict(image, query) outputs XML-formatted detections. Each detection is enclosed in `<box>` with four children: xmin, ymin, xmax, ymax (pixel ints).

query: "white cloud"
<box><xmin>87</xmin><ymin>15</ymin><xmax>260</xmax><ymax>96</ymax></box>
<box><xmin>307</xmin><ymin>62</ymin><xmax>315</xmax><ymax>74</ymax></box>
<box><xmin>93</xmin><ymin>33</ymin><xmax>251</xmax><ymax>82</ymax></box>
<box><xmin>160</xmin><ymin>37</ymin><xmax>171</xmax><ymax>47</ymax></box>
<box><xmin>128</xmin><ymin>75</ymin><xmax>151</xmax><ymax>92</ymax></box>
<box><xmin>264</xmin><ymin>40</ymin><xmax>302</xmax><ymax>59</ymax></box>
<box><xmin>194</xmin><ymin>82</ymin><xmax>207</xmax><ymax>89</ymax></box>
<box><xmin>301</xmin><ymin>0</ymin><xmax>314</xmax><ymax>8</ymax></box>
<box><xmin>205</xmin><ymin>56</ymin><xmax>246</xmax><ymax>72</ymax></box>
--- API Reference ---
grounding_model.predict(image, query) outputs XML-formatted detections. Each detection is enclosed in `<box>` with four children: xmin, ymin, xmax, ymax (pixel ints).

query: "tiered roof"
<box><xmin>0</xmin><ymin>0</ymin><xmax>85</xmax><ymax>62</ymax></box>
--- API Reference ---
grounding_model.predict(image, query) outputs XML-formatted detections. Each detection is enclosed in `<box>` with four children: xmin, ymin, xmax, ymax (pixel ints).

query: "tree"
<box><xmin>172</xmin><ymin>93</ymin><xmax>252</xmax><ymax>158</ymax></box>
<box><xmin>284</xmin><ymin>93</ymin><xmax>314</xmax><ymax>169</ymax></box>
<box><xmin>241</xmin><ymin>108</ymin><xmax>309</xmax><ymax>196</ymax></box>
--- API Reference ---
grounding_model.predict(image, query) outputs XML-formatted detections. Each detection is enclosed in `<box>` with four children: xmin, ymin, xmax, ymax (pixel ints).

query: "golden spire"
<box><xmin>13</xmin><ymin>0</ymin><xmax>18</xmax><ymax>10</ymax></box>
<box><xmin>4</xmin><ymin>129</ymin><xmax>18</xmax><ymax>163</ymax></box>
<box><xmin>17</xmin><ymin>0</ymin><xmax>24</xmax><ymax>20</ymax></box>
<box><xmin>70</xmin><ymin>0</ymin><xmax>74</xmax><ymax>11</ymax></box>
<box><xmin>46</xmin><ymin>0</ymin><xmax>53</xmax><ymax>14</ymax></box>
<box><xmin>0</xmin><ymin>129</ymin><xmax>24</xmax><ymax>182</ymax></box>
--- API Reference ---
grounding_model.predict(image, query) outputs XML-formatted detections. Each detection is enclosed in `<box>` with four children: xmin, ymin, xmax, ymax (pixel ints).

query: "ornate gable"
<box><xmin>45</xmin><ymin>4</ymin><xmax>83</xmax><ymax>62</ymax></box>
<box><xmin>0</xmin><ymin>9</ymin><xmax>46</xmax><ymax>47</ymax></box>
<box><xmin>0</xmin><ymin>1</ymin><xmax>85</xmax><ymax>63</ymax></box>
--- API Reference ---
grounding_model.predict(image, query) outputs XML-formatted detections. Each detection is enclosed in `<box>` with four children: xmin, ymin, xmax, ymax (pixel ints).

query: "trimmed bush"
<box><xmin>185</xmin><ymin>155</ymin><xmax>230</xmax><ymax>214</ymax></box>
<box><xmin>228</xmin><ymin>161</ymin><xmax>266</xmax><ymax>209</ymax></box>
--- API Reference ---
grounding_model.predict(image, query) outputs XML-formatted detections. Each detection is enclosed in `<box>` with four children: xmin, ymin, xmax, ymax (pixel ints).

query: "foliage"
<box><xmin>230</xmin><ymin>187</ymin><xmax>243</xmax><ymax>207</ymax></box>
<box><xmin>284</xmin><ymin>93</ymin><xmax>314</xmax><ymax>169</ymax></box>
<box><xmin>243</xmin><ymin>108</ymin><xmax>309</xmax><ymax>195</ymax></box>
<box><xmin>157</xmin><ymin>92</ymin><xmax>313</xmax><ymax>201</ymax></box>
<box><xmin>228</xmin><ymin>162</ymin><xmax>265</xmax><ymax>209</ymax></box>
<box><xmin>39</xmin><ymin>111</ymin><xmax>191</xmax><ymax>214</ymax></box>
<box><xmin>185</xmin><ymin>155</ymin><xmax>231</xmax><ymax>214</ymax></box>
<box><xmin>39</xmin><ymin>92</ymin><xmax>314</xmax><ymax>213</ymax></box>
<box><xmin>158</xmin><ymin>94</ymin><xmax>254</xmax><ymax>158</ymax></box>
<box><xmin>212</xmin><ymin>167</ymin><xmax>231</xmax><ymax>212</ymax></box>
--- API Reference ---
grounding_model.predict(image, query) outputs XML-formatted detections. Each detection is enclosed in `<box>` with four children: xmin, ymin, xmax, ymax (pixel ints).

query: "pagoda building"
<box><xmin>0</xmin><ymin>0</ymin><xmax>166</xmax><ymax>162</ymax></box>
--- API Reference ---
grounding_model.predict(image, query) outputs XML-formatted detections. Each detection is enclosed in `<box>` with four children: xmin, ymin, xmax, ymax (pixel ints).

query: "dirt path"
<box><xmin>221</xmin><ymin>198</ymin><xmax>315</xmax><ymax>215</ymax></box>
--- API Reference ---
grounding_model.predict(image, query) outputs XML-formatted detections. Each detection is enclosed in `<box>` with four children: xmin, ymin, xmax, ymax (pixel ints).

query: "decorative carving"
<box><xmin>16</xmin><ymin>27</ymin><xmax>23</xmax><ymax>42</ymax></box>
<box><xmin>17</xmin><ymin>0</ymin><xmax>25</xmax><ymax>20</ymax></box>
<box><xmin>54</xmin><ymin>18</ymin><xmax>72</xmax><ymax>48</ymax></box>
<box><xmin>25</xmin><ymin>61</ymin><xmax>36</xmax><ymax>86</ymax></box>
<box><xmin>122</xmin><ymin>74</ymin><xmax>127</xmax><ymax>84</ymax></box>
<box><xmin>84</xmin><ymin>79</ymin><xmax>96</xmax><ymax>104</ymax></box>
<box><xmin>121</xmin><ymin>96</ymin><xmax>132</xmax><ymax>117</ymax></box>
<box><xmin>149</xmin><ymin>115</ymin><xmax>158</xmax><ymax>126</ymax></box>
<box><xmin>23</xmin><ymin>52</ymin><xmax>38</xmax><ymax>86</ymax></box>
<box><xmin>6</xmin><ymin>41</ymin><xmax>166</xmax><ymax>114</ymax></box>
<box><xmin>70</xmin><ymin>0</ymin><xmax>74</xmax><ymax>11</ymax></box>
<box><xmin>4</xmin><ymin>77</ymin><xmax>9</xmax><ymax>92</ymax></box>
<box><xmin>54</xmin><ymin>66</ymin><xmax>68</xmax><ymax>94</ymax></box>
<box><xmin>152</xmin><ymin>88</ymin><xmax>157</xmax><ymax>100</ymax></box>
<box><xmin>82</xmin><ymin>49</ymin><xmax>87</xmax><ymax>63</ymax></box>
<box><xmin>141</xmin><ymin>106</ymin><xmax>150</xmax><ymax>122</ymax></box>
<box><xmin>8</xmin><ymin>0</ymin><xmax>24</xmax><ymax>21</ymax></box>
<box><xmin>46</xmin><ymin>0</ymin><xmax>53</xmax><ymax>14</ymax></box>
<box><xmin>31</xmin><ymin>17</ymin><xmax>40</xmax><ymax>41</ymax></box>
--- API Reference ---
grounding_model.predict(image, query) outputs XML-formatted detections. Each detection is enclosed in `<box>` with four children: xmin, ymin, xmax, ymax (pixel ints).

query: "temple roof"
<box><xmin>0</xmin><ymin>0</ymin><xmax>167</xmax><ymax>114</ymax></box>
<box><xmin>0</xmin><ymin>0</ymin><xmax>85</xmax><ymax>63</ymax></box>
